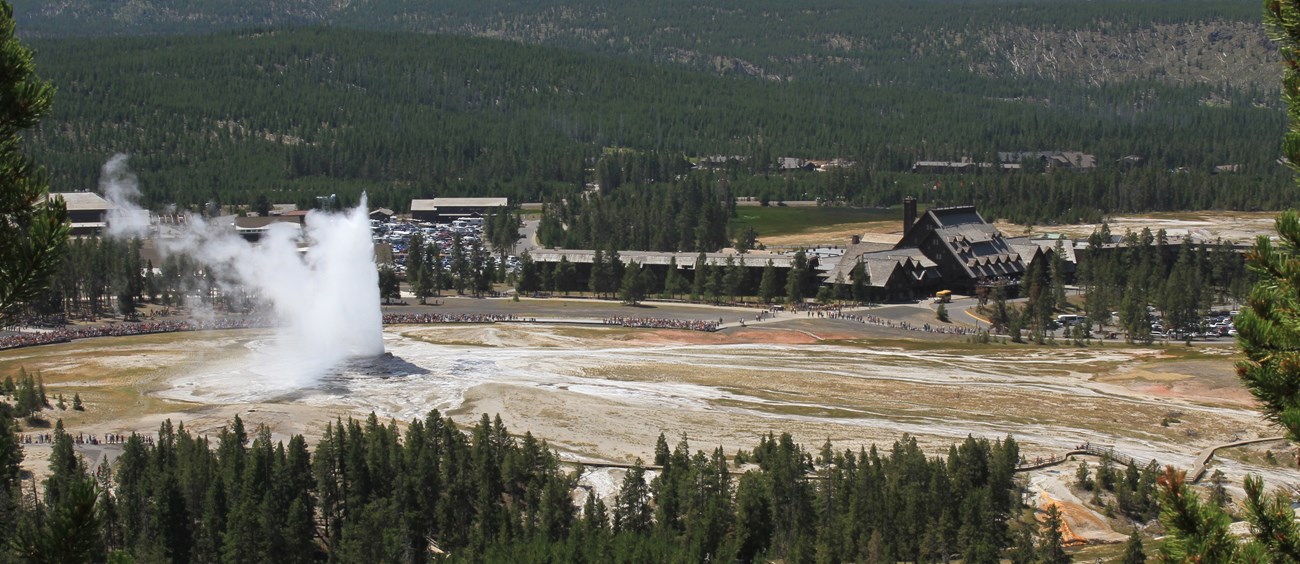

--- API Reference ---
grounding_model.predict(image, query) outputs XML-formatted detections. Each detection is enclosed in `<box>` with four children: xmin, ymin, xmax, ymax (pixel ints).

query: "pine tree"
<box><xmin>15</xmin><ymin>368</ymin><xmax>37</xmax><ymax>418</ymax></box>
<box><xmin>588</xmin><ymin>249</ymin><xmax>605</xmax><ymax>297</ymax></box>
<box><xmin>723</xmin><ymin>256</ymin><xmax>745</xmax><ymax>302</ymax></box>
<box><xmin>429</xmin><ymin>243</ymin><xmax>445</xmax><ymax>296</ymax></box>
<box><xmin>13</xmin><ymin>475</ymin><xmax>102</xmax><ymax>563</ymax></box>
<box><xmin>406</xmin><ymin>233</ymin><xmax>427</xmax><ymax>301</ymax></box>
<box><xmin>1121</xmin><ymin>529</ymin><xmax>1146</xmax><ymax>564</ymax></box>
<box><xmin>1006</xmin><ymin>525</ymin><xmax>1037</xmax><ymax>564</ymax></box>
<box><xmin>734</xmin><ymin>471</ymin><xmax>773</xmax><ymax>562</ymax></box>
<box><xmin>1037</xmin><ymin>504</ymin><xmax>1072</xmax><ymax>564</ymax></box>
<box><xmin>556</xmin><ymin>255</ymin><xmax>575</xmax><ymax>295</ymax></box>
<box><xmin>0</xmin><ymin>413</ymin><xmax>20</xmax><ymax>552</ymax></box>
<box><xmin>1075</xmin><ymin>461</ymin><xmax>1093</xmax><ymax>491</ymax></box>
<box><xmin>1240</xmin><ymin>473</ymin><xmax>1300</xmax><ymax>559</ymax></box>
<box><xmin>850</xmin><ymin>261</ymin><xmax>869</xmax><ymax>304</ymax></box>
<box><xmin>45</xmin><ymin>420</ymin><xmax>85</xmax><ymax>508</ymax></box>
<box><xmin>450</xmin><ymin>234</ymin><xmax>467</xmax><ymax>294</ymax></box>
<box><xmin>1238</xmin><ymin>210</ymin><xmax>1300</xmax><ymax>439</ymax></box>
<box><xmin>0</xmin><ymin>0</ymin><xmax>66</xmax><ymax>325</ymax></box>
<box><xmin>1023</xmin><ymin>257</ymin><xmax>1051</xmax><ymax>343</ymax></box>
<box><xmin>785</xmin><ymin>250</ymin><xmax>808</xmax><ymax>305</ymax></box>
<box><xmin>606</xmin><ymin>248</ymin><xmax>625</xmax><ymax>298</ymax></box>
<box><xmin>619</xmin><ymin>261</ymin><xmax>646</xmax><ymax>305</ymax></box>
<box><xmin>662</xmin><ymin>257</ymin><xmax>682</xmax><ymax>299</ymax></box>
<box><xmin>36</xmin><ymin>375</ymin><xmax>47</xmax><ymax>409</ymax></box>
<box><xmin>1155</xmin><ymin>467</ymin><xmax>1238</xmax><ymax>562</ymax></box>
<box><xmin>613</xmin><ymin>459</ymin><xmax>651</xmax><ymax>534</ymax></box>
<box><xmin>758</xmin><ymin>260</ymin><xmax>778</xmax><ymax>304</ymax></box>
<box><xmin>377</xmin><ymin>266</ymin><xmax>400</xmax><ymax>304</ymax></box>
<box><xmin>516</xmin><ymin>251</ymin><xmax>540</xmax><ymax>296</ymax></box>
<box><xmin>1209</xmin><ymin>469</ymin><xmax>1228</xmax><ymax>508</ymax></box>
<box><xmin>705</xmin><ymin>258</ymin><xmax>723</xmax><ymax>303</ymax></box>
<box><xmin>582</xmin><ymin>491</ymin><xmax>608</xmax><ymax>533</ymax></box>
<box><xmin>1050</xmin><ymin>239</ymin><xmax>1068</xmax><ymax>310</ymax></box>
<box><xmin>691</xmin><ymin>252</ymin><xmax>708</xmax><ymax>300</ymax></box>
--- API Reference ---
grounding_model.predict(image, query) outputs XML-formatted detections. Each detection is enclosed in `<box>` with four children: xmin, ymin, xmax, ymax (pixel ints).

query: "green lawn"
<box><xmin>730</xmin><ymin>205</ymin><xmax>900</xmax><ymax>237</ymax></box>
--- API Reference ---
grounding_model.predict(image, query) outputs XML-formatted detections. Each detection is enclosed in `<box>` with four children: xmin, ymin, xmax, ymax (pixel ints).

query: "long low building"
<box><xmin>49</xmin><ymin>192</ymin><xmax>114</xmax><ymax>235</ymax></box>
<box><xmin>528</xmin><ymin>249</ymin><xmax>796</xmax><ymax>269</ymax></box>
<box><xmin>411</xmin><ymin>197</ymin><xmax>508</xmax><ymax>223</ymax></box>
<box><xmin>526</xmin><ymin>248</ymin><xmax>808</xmax><ymax>295</ymax></box>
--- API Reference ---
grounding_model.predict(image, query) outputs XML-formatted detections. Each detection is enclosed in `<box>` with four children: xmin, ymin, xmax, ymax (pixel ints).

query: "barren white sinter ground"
<box><xmin>1</xmin><ymin>315</ymin><xmax>1290</xmax><ymax>545</ymax></box>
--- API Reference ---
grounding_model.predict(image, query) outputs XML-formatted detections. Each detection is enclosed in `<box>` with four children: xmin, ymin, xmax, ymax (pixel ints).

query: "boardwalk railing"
<box><xmin>1014</xmin><ymin>444</ymin><xmax>1141</xmax><ymax>473</ymax></box>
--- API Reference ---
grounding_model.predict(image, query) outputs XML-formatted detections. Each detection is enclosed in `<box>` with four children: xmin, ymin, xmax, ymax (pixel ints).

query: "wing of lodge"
<box><xmin>529</xmin><ymin>197</ymin><xmax>1087</xmax><ymax>301</ymax></box>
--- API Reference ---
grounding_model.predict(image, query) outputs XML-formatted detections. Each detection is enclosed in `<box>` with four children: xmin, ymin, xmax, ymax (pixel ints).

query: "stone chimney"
<box><xmin>903</xmin><ymin>196</ymin><xmax>917</xmax><ymax>239</ymax></box>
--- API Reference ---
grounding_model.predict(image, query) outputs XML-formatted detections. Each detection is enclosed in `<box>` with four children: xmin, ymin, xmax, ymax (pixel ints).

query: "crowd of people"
<box><xmin>1019</xmin><ymin>453</ymin><xmax>1065</xmax><ymax>468</ymax></box>
<box><xmin>1</xmin><ymin>309</ymin><xmax>736</xmax><ymax>351</ymax></box>
<box><xmin>602</xmin><ymin>316</ymin><xmax>719</xmax><ymax>332</ymax></box>
<box><xmin>1</xmin><ymin>300</ymin><xmax>987</xmax><ymax>351</ymax></box>
<box><xmin>21</xmin><ymin>432</ymin><xmax>136</xmax><ymax>446</ymax></box>
<box><xmin>828</xmin><ymin>311</ymin><xmax>980</xmax><ymax>336</ymax></box>
<box><xmin>0</xmin><ymin>316</ymin><xmax>275</xmax><ymax>351</ymax></box>
<box><xmin>382</xmin><ymin>313</ymin><xmax>532</xmax><ymax>324</ymax></box>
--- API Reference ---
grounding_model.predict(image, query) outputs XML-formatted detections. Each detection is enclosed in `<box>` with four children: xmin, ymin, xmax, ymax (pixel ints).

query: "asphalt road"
<box><xmin>514</xmin><ymin>219</ymin><xmax>541</xmax><ymax>254</ymax></box>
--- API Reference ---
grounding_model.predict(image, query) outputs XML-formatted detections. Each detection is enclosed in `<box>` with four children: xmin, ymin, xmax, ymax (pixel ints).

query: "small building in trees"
<box><xmin>910</xmin><ymin>158</ymin><xmax>1018</xmax><ymax>174</ymax></box>
<box><xmin>997</xmin><ymin>150</ymin><xmax>1097</xmax><ymax>171</ymax></box>
<box><xmin>776</xmin><ymin>157</ymin><xmax>816</xmax><ymax>171</ymax></box>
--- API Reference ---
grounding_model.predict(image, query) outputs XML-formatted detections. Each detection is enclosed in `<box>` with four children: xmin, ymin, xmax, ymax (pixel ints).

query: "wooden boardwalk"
<box><xmin>561</xmin><ymin>437</ymin><xmax>1289</xmax><ymax>482</ymax></box>
<box><xmin>1013</xmin><ymin>444</ymin><xmax>1139</xmax><ymax>473</ymax></box>
<box><xmin>1188</xmin><ymin>436</ymin><xmax>1286</xmax><ymax>483</ymax></box>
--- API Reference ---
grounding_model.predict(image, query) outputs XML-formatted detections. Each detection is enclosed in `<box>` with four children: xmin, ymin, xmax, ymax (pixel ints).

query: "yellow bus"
<box><xmin>934</xmin><ymin>290</ymin><xmax>952</xmax><ymax>303</ymax></box>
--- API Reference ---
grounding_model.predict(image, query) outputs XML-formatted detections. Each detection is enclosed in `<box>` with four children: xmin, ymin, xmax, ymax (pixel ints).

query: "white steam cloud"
<box><xmin>101</xmin><ymin>154</ymin><xmax>151</xmax><ymax>238</ymax></box>
<box><xmin>100</xmin><ymin>153</ymin><xmax>385</xmax><ymax>389</ymax></box>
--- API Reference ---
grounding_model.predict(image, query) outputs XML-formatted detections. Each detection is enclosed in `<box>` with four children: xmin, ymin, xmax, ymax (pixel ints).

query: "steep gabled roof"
<box><xmin>858</xmin><ymin>248</ymin><xmax>940</xmax><ymax>286</ymax></box>
<box><xmin>928</xmin><ymin>224</ymin><xmax>1025</xmax><ymax>280</ymax></box>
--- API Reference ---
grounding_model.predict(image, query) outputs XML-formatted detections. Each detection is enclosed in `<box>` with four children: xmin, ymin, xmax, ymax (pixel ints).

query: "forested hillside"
<box><xmin>12</xmin><ymin>0</ymin><xmax>1276</xmax><ymax>92</ymax></box>
<box><xmin>25</xmin><ymin>23</ymin><xmax>1288</xmax><ymax>216</ymax></box>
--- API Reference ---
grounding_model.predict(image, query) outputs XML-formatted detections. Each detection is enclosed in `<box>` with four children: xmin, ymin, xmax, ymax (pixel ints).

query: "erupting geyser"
<box><xmin>101</xmin><ymin>154</ymin><xmax>384</xmax><ymax>390</ymax></box>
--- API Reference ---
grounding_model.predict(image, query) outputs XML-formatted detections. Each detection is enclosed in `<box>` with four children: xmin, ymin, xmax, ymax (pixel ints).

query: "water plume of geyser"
<box><xmin>100</xmin><ymin>154</ymin><xmax>384</xmax><ymax>392</ymax></box>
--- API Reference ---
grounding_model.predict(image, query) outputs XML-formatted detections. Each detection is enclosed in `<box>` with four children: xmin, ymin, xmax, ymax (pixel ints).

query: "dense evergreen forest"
<box><xmin>971</xmin><ymin>232</ymin><xmax>1251</xmax><ymax>345</ymax></box>
<box><xmin>18</xmin><ymin>2</ymin><xmax>1291</xmax><ymax>224</ymax></box>
<box><xmin>0</xmin><ymin>402</ymin><xmax>1049</xmax><ymax>563</ymax></box>
<box><xmin>10</xmin><ymin>0</ymin><xmax>1277</xmax><ymax>98</ymax></box>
